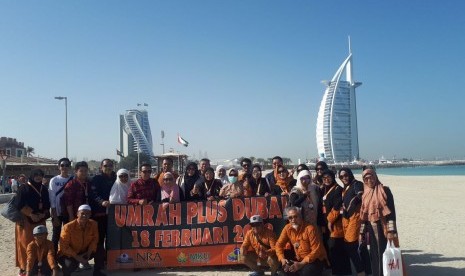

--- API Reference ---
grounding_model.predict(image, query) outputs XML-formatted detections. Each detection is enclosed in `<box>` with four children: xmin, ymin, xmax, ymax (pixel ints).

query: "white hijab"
<box><xmin>293</xmin><ymin>170</ymin><xmax>320</xmax><ymax>207</ymax></box>
<box><xmin>109</xmin><ymin>168</ymin><xmax>131</xmax><ymax>204</ymax></box>
<box><xmin>215</xmin><ymin>165</ymin><xmax>229</xmax><ymax>185</ymax></box>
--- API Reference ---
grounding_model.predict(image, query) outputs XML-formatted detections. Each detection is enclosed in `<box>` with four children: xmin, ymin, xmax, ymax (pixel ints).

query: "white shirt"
<box><xmin>48</xmin><ymin>175</ymin><xmax>73</xmax><ymax>216</ymax></box>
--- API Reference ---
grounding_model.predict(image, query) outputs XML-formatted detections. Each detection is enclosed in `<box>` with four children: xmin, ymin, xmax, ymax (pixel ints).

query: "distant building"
<box><xmin>120</xmin><ymin>109</ymin><xmax>154</xmax><ymax>159</ymax></box>
<box><xmin>316</xmin><ymin>43</ymin><xmax>362</xmax><ymax>163</ymax></box>
<box><xmin>0</xmin><ymin>137</ymin><xmax>26</xmax><ymax>157</ymax></box>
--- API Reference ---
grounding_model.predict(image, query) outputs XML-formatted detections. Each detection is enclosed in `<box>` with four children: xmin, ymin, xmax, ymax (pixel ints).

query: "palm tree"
<box><xmin>26</xmin><ymin>146</ymin><xmax>35</xmax><ymax>157</ymax></box>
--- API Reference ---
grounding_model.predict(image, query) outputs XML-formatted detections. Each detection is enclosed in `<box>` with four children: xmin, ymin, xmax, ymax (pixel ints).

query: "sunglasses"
<box><xmin>103</xmin><ymin>164</ymin><xmax>113</xmax><ymax>168</ymax></box>
<box><xmin>278</xmin><ymin>170</ymin><xmax>287</xmax><ymax>174</ymax></box>
<box><xmin>287</xmin><ymin>215</ymin><xmax>299</xmax><ymax>220</ymax></box>
<box><xmin>339</xmin><ymin>174</ymin><xmax>349</xmax><ymax>179</ymax></box>
<box><xmin>60</xmin><ymin>163</ymin><xmax>70</xmax><ymax>167</ymax></box>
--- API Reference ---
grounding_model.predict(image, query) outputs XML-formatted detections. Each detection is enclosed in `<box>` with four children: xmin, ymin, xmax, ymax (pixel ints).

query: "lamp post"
<box><xmin>54</xmin><ymin>96</ymin><xmax>68</xmax><ymax>158</ymax></box>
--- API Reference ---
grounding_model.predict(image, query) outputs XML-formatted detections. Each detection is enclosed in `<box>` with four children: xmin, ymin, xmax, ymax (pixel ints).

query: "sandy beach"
<box><xmin>1</xmin><ymin>174</ymin><xmax>464</xmax><ymax>275</ymax></box>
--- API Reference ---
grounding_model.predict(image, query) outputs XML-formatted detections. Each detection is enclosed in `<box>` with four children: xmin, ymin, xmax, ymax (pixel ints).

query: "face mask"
<box><xmin>228</xmin><ymin>176</ymin><xmax>237</xmax><ymax>183</ymax></box>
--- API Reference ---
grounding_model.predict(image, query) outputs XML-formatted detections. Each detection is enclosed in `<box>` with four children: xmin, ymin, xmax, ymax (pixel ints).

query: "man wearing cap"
<box><xmin>58</xmin><ymin>204</ymin><xmax>100</xmax><ymax>276</ymax></box>
<box><xmin>26</xmin><ymin>225</ymin><xmax>59</xmax><ymax>276</ymax></box>
<box><xmin>240</xmin><ymin>215</ymin><xmax>280</xmax><ymax>276</ymax></box>
<box><xmin>275</xmin><ymin>206</ymin><xmax>327</xmax><ymax>276</ymax></box>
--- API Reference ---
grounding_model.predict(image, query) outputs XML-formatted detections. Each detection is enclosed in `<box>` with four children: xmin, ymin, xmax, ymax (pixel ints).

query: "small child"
<box><xmin>26</xmin><ymin>225</ymin><xmax>59</xmax><ymax>276</ymax></box>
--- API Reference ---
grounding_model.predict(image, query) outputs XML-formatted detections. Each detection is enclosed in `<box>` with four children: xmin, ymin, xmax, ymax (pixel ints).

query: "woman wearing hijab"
<box><xmin>251</xmin><ymin>165</ymin><xmax>271</xmax><ymax>196</ymax></box>
<box><xmin>191</xmin><ymin>167</ymin><xmax>222</xmax><ymax>200</ymax></box>
<box><xmin>360</xmin><ymin>169</ymin><xmax>398</xmax><ymax>276</ymax></box>
<box><xmin>215</xmin><ymin>165</ymin><xmax>230</xmax><ymax>186</ymax></box>
<box><xmin>109</xmin><ymin>169</ymin><xmax>131</xmax><ymax>204</ymax></box>
<box><xmin>339</xmin><ymin>168</ymin><xmax>366</xmax><ymax>275</ymax></box>
<box><xmin>313</xmin><ymin>161</ymin><xmax>329</xmax><ymax>188</ymax></box>
<box><xmin>219</xmin><ymin>169</ymin><xmax>244</xmax><ymax>199</ymax></box>
<box><xmin>289</xmin><ymin>170</ymin><xmax>322</xmax><ymax>227</ymax></box>
<box><xmin>177</xmin><ymin>162</ymin><xmax>200</xmax><ymax>201</ymax></box>
<box><xmin>160</xmin><ymin>172</ymin><xmax>180</xmax><ymax>204</ymax></box>
<box><xmin>14</xmin><ymin>169</ymin><xmax>51</xmax><ymax>276</ymax></box>
<box><xmin>321</xmin><ymin>169</ymin><xmax>351</xmax><ymax>275</ymax></box>
<box><xmin>274</xmin><ymin>165</ymin><xmax>295</xmax><ymax>196</ymax></box>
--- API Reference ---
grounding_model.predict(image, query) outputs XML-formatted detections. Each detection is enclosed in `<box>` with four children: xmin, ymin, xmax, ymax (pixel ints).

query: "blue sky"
<box><xmin>1</xmin><ymin>1</ymin><xmax>464</xmax><ymax>163</ymax></box>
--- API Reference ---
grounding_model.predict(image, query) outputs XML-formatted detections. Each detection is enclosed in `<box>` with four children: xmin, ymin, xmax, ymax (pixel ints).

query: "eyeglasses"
<box><xmin>60</xmin><ymin>163</ymin><xmax>70</xmax><ymax>167</ymax></box>
<box><xmin>363</xmin><ymin>175</ymin><xmax>373</xmax><ymax>180</ymax></box>
<box><xmin>278</xmin><ymin>170</ymin><xmax>287</xmax><ymax>174</ymax></box>
<box><xmin>141</xmin><ymin>170</ymin><xmax>152</xmax><ymax>174</ymax></box>
<box><xmin>163</xmin><ymin>178</ymin><xmax>174</xmax><ymax>181</ymax></box>
<box><xmin>119</xmin><ymin>174</ymin><xmax>129</xmax><ymax>178</ymax></box>
<box><xmin>323</xmin><ymin>176</ymin><xmax>332</xmax><ymax>180</ymax></box>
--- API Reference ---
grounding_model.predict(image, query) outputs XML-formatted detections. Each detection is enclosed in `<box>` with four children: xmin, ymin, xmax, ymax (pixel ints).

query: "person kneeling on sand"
<box><xmin>57</xmin><ymin>204</ymin><xmax>100</xmax><ymax>276</ymax></box>
<box><xmin>240</xmin><ymin>215</ymin><xmax>280</xmax><ymax>276</ymax></box>
<box><xmin>275</xmin><ymin>206</ymin><xmax>327</xmax><ymax>276</ymax></box>
<box><xmin>26</xmin><ymin>225</ymin><xmax>59</xmax><ymax>276</ymax></box>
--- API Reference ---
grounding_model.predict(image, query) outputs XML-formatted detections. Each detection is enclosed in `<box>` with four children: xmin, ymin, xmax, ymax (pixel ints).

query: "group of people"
<box><xmin>12</xmin><ymin>155</ymin><xmax>399</xmax><ymax>276</ymax></box>
<box><xmin>240</xmin><ymin>159</ymin><xmax>399</xmax><ymax>276</ymax></box>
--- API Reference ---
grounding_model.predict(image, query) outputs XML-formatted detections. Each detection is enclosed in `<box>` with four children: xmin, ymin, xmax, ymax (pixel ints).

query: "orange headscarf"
<box><xmin>275</xmin><ymin>165</ymin><xmax>292</xmax><ymax>193</ymax></box>
<box><xmin>360</xmin><ymin>169</ymin><xmax>391</xmax><ymax>223</ymax></box>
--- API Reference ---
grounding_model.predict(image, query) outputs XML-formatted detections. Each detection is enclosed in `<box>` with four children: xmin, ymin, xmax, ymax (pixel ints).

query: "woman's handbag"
<box><xmin>383</xmin><ymin>240</ymin><xmax>404</xmax><ymax>276</ymax></box>
<box><xmin>1</xmin><ymin>195</ymin><xmax>22</xmax><ymax>222</ymax></box>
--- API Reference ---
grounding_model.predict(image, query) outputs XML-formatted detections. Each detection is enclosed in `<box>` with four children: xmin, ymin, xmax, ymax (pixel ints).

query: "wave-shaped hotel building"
<box><xmin>119</xmin><ymin>109</ymin><xmax>154</xmax><ymax>159</ymax></box>
<box><xmin>316</xmin><ymin>45</ymin><xmax>362</xmax><ymax>163</ymax></box>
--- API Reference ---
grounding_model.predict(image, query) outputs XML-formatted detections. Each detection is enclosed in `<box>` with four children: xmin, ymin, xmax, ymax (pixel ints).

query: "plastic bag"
<box><xmin>1</xmin><ymin>194</ymin><xmax>22</xmax><ymax>222</ymax></box>
<box><xmin>383</xmin><ymin>240</ymin><xmax>403</xmax><ymax>276</ymax></box>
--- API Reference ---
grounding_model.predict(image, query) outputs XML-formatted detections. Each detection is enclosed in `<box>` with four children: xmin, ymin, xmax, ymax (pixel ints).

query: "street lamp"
<box><xmin>54</xmin><ymin>96</ymin><xmax>68</xmax><ymax>158</ymax></box>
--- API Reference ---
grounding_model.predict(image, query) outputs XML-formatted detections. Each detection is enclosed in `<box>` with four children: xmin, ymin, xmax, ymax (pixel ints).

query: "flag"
<box><xmin>177</xmin><ymin>134</ymin><xmax>189</xmax><ymax>147</ymax></box>
<box><xmin>116</xmin><ymin>149</ymin><xmax>124</xmax><ymax>158</ymax></box>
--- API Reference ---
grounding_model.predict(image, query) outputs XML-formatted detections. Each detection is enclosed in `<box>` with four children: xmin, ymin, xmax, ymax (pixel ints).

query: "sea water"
<box><xmin>362</xmin><ymin>165</ymin><xmax>465</xmax><ymax>176</ymax></box>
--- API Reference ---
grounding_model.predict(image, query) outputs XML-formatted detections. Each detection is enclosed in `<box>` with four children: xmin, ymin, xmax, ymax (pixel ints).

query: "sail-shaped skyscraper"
<box><xmin>120</xmin><ymin>109</ymin><xmax>154</xmax><ymax>159</ymax></box>
<box><xmin>316</xmin><ymin>42</ymin><xmax>362</xmax><ymax>163</ymax></box>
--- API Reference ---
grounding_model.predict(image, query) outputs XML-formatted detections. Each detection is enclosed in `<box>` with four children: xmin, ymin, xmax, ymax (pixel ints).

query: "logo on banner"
<box><xmin>116</xmin><ymin>253</ymin><xmax>133</xmax><ymax>264</ymax></box>
<box><xmin>189</xmin><ymin>252</ymin><xmax>210</xmax><ymax>263</ymax></box>
<box><xmin>177</xmin><ymin>252</ymin><xmax>188</xmax><ymax>264</ymax></box>
<box><xmin>227</xmin><ymin>247</ymin><xmax>241</xmax><ymax>262</ymax></box>
<box><xmin>136</xmin><ymin>251</ymin><xmax>163</xmax><ymax>265</ymax></box>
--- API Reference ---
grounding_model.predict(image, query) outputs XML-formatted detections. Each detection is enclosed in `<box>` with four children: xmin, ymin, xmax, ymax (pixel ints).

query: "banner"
<box><xmin>107</xmin><ymin>196</ymin><xmax>288</xmax><ymax>270</ymax></box>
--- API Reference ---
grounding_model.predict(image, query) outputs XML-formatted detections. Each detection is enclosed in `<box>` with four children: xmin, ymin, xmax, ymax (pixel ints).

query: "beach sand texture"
<box><xmin>1</xmin><ymin>174</ymin><xmax>464</xmax><ymax>275</ymax></box>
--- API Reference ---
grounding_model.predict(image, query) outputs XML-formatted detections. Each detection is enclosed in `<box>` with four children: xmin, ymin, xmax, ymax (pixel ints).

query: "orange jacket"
<box><xmin>26</xmin><ymin>240</ymin><xmax>57</xmax><ymax>272</ymax></box>
<box><xmin>327</xmin><ymin>209</ymin><xmax>344</xmax><ymax>238</ymax></box>
<box><xmin>241</xmin><ymin>227</ymin><xmax>277</xmax><ymax>257</ymax></box>
<box><xmin>275</xmin><ymin>223</ymin><xmax>327</xmax><ymax>264</ymax></box>
<box><xmin>342</xmin><ymin>208</ymin><xmax>361</xmax><ymax>242</ymax></box>
<box><xmin>58</xmin><ymin>219</ymin><xmax>98</xmax><ymax>258</ymax></box>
